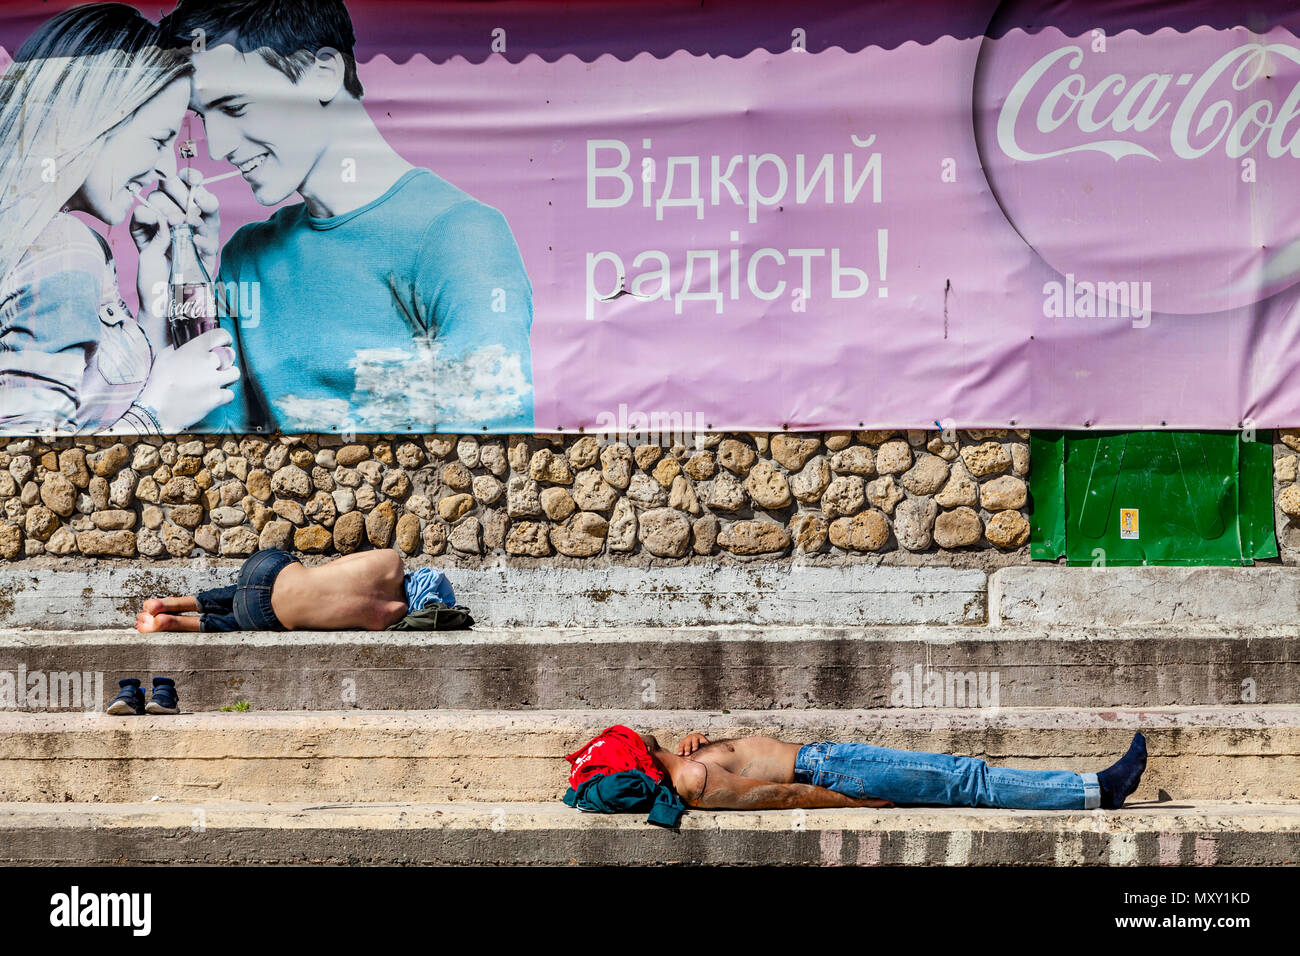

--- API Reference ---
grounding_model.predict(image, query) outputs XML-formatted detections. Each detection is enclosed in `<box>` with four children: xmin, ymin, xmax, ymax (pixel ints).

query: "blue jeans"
<box><xmin>793</xmin><ymin>742</ymin><xmax>1100</xmax><ymax>810</ymax></box>
<box><xmin>195</xmin><ymin>549</ymin><xmax>300</xmax><ymax>632</ymax></box>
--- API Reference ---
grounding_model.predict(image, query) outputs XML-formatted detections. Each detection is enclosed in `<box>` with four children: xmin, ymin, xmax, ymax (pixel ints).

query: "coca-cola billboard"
<box><xmin>977</xmin><ymin>25</ymin><xmax>1300</xmax><ymax>314</ymax></box>
<box><xmin>2</xmin><ymin>0</ymin><xmax>1300</xmax><ymax>435</ymax></box>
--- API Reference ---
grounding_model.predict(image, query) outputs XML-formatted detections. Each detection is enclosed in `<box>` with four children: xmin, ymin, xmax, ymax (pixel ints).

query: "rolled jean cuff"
<box><xmin>1079</xmin><ymin>771</ymin><xmax>1101</xmax><ymax>810</ymax></box>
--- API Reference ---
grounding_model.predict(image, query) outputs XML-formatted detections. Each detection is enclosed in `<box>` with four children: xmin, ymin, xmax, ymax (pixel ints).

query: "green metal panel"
<box><xmin>1029</xmin><ymin>431</ymin><xmax>1277</xmax><ymax>566</ymax></box>
<box><xmin>1029</xmin><ymin>431</ymin><xmax>1065</xmax><ymax>560</ymax></box>
<box><xmin>1239</xmin><ymin>431</ymin><xmax>1278</xmax><ymax>562</ymax></box>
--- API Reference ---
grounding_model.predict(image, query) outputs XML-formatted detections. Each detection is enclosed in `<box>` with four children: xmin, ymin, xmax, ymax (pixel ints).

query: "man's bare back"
<box><xmin>271</xmin><ymin>550</ymin><xmax>408</xmax><ymax>630</ymax></box>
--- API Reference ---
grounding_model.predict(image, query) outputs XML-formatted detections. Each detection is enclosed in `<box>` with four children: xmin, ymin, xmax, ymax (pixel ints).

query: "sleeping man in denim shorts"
<box><xmin>134</xmin><ymin>549</ymin><xmax>455</xmax><ymax>632</ymax></box>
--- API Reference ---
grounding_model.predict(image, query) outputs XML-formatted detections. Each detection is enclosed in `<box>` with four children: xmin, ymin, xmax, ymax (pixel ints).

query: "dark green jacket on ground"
<box><xmin>386</xmin><ymin>602</ymin><xmax>475</xmax><ymax>630</ymax></box>
<box><xmin>563</xmin><ymin>770</ymin><xmax>686</xmax><ymax>828</ymax></box>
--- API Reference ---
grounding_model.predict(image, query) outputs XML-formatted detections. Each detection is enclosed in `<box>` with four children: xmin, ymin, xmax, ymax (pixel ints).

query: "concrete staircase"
<box><xmin>4</xmin><ymin>802</ymin><xmax>1294</xmax><ymax>866</ymax></box>
<box><xmin>0</xmin><ymin>565</ymin><xmax>1297</xmax><ymax>865</ymax></box>
<box><xmin>2</xmin><ymin>624</ymin><xmax>1295</xmax><ymax>711</ymax></box>
<box><xmin>0</xmin><ymin>706</ymin><xmax>1297</xmax><ymax>804</ymax></box>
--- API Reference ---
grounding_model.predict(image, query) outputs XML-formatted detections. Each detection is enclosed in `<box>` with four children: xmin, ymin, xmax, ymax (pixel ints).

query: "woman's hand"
<box><xmin>171</xmin><ymin>167</ymin><xmax>221</xmax><ymax>278</ymax></box>
<box><xmin>134</xmin><ymin>328</ymin><xmax>240</xmax><ymax>432</ymax></box>
<box><xmin>130</xmin><ymin>198</ymin><xmax>171</xmax><ymax>336</ymax></box>
<box><xmin>677</xmin><ymin>732</ymin><xmax>710</xmax><ymax>756</ymax></box>
<box><xmin>130</xmin><ymin>168</ymin><xmax>221</xmax><ymax>333</ymax></box>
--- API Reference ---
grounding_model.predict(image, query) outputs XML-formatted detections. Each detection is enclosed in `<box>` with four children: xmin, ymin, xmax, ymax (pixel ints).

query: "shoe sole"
<box><xmin>106</xmin><ymin>700</ymin><xmax>141</xmax><ymax>716</ymax></box>
<box><xmin>145</xmin><ymin>702</ymin><xmax>179</xmax><ymax>715</ymax></box>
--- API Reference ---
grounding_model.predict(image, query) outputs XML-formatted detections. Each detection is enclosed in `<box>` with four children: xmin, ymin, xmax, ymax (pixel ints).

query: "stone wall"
<box><xmin>0</xmin><ymin>429</ymin><xmax>1034</xmax><ymax>564</ymax></box>
<box><xmin>1273</xmin><ymin>431</ymin><xmax>1300</xmax><ymax>564</ymax></box>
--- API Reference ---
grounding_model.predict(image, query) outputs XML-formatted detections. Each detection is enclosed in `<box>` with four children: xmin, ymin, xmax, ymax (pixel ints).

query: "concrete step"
<box><xmin>990</xmin><ymin>566</ymin><xmax>1300</xmax><ymax>627</ymax></box>
<box><xmin>3</xmin><ymin>625</ymin><xmax>1296</xmax><ymax>711</ymax></box>
<box><xmin>1</xmin><ymin>800</ymin><xmax>1295</xmax><ymax>866</ymax></box>
<box><xmin>0</xmin><ymin>565</ymin><xmax>988</xmax><ymax>629</ymax></box>
<box><xmin>0</xmin><ymin>707</ymin><xmax>1294</xmax><ymax>804</ymax></box>
<box><xmin>12</xmin><ymin>564</ymin><xmax>1300</xmax><ymax>633</ymax></box>
<box><xmin>11</xmin><ymin>565</ymin><xmax>1300</xmax><ymax>630</ymax></box>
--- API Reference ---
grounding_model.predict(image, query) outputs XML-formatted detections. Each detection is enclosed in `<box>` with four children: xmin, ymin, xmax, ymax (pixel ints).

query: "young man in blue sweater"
<box><xmin>165</xmin><ymin>0</ymin><xmax>535</xmax><ymax>435</ymax></box>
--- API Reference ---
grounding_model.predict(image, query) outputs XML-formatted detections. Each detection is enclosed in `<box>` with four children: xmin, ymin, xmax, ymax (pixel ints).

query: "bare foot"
<box><xmin>137</xmin><ymin>596</ymin><xmax>200</xmax><ymax>631</ymax></box>
<box><xmin>143</xmin><ymin>596</ymin><xmax>199</xmax><ymax>615</ymax></box>
<box><xmin>136</xmin><ymin>612</ymin><xmax>199</xmax><ymax>633</ymax></box>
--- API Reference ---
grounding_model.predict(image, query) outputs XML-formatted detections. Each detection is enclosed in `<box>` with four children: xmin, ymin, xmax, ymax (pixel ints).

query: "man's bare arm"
<box><xmin>673</xmin><ymin>760</ymin><xmax>892</xmax><ymax>810</ymax></box>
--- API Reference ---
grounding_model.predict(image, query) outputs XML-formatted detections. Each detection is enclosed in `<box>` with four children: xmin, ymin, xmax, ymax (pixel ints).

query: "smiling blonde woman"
<box><xmin>0</xmin><ymin>2</ymin><xmax>237</xmax><ymax>434</ymax></box>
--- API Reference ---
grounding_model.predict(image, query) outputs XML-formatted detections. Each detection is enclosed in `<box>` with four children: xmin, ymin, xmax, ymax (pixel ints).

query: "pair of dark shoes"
<box><xmin>107</xmin><ymin>678</ymin><xmax>179</xmax><ymax>716</ymax></box>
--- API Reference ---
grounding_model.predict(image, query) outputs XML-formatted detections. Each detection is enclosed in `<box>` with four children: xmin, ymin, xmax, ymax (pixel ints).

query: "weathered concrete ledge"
<box><xmin>1</xmin><ymin>707</ymin><xmax>1295</xmax><ymax>804</ymax></box>
<box><xmin>0</xmin><ymin>800</ymin><xmax>1294</xmax><ymax>866</ymax></box>
<box><xmin>13</xmin><ymin>565</ymin><xmax>1300</xmax><ymax>631</ymax></box>
<box><xmin>991</xmin><ymin>566</ymin><xmax>1300</xmax><ymax>627</ymax></box>
<box><xmin>1</xmin><ymin>625</ymin><xmax>1295</xmax><ymax>711</ymax></box>
<box><xmin>0</xmin><ymin>565</ymin><xmax>988</xmax><ymax>629</ymax></box>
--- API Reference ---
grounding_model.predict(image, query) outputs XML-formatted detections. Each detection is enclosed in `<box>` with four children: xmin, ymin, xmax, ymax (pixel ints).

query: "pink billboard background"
<box><xmin>5</xmin><ymin>1</ymin><xmax>1300</xmax><ymax>431</ymax></box>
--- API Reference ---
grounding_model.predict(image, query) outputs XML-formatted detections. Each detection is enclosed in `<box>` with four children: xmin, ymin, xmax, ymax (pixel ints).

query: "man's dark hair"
<box><xmin>164</xmin><ymin>0</ymin><xmax>364</xmax><ymax>99</ymax></box>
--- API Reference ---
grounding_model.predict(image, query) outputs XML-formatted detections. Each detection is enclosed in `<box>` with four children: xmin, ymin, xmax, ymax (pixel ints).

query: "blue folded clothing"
<box><xmin>403</xmin><ymin>567</ymin><xmax>456</xmax><ymax>612</ymax></box>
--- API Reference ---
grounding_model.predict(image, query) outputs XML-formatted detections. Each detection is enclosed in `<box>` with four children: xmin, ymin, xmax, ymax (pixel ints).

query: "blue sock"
<box><xmin>1097</xmin><ymin>732</ymin><xmax>1147</xmax><ymax>809</ymax></box>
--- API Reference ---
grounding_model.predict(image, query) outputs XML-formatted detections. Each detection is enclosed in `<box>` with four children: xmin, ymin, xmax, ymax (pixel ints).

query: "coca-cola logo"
<box><xmin>170</xmin><ymin>285</ymin><xmax>216</xmax><ymax>320</ymax></box>
<box><xmin>998</xmin><ymin>43</ymin><xmax>1300</xmax><ymax>163</ymax></box>
<box><xmin>975</xmin><ymin>16</ymin><xmax>1300</xmax><ymax>314</ymax></box>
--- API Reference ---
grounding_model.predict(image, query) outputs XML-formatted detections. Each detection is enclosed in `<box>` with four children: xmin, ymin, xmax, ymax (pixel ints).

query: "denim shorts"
<box><xmin>196</xmin><ymin>549</ymin><xmax>300</xmax><ymax>632</ymax></box>
<box><xmin>232</xmin><ymin>548</ymin><xmax>298</xmax><ymax>630</ymax></box>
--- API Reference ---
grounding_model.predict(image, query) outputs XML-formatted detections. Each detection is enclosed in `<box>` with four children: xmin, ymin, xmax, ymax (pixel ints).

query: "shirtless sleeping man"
<box><xmin>134</xmin><ymin>548</ymin><xmax>455</xmax><ymax>632</ymax></box>
<box><xmin>637</xmin><ymin>728</ymin><xmax>1148</xmax><ymax>811</ymax></box>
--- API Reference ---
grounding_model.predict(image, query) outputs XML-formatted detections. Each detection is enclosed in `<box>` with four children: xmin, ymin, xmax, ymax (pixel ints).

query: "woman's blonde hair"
<box><xmin>0</xmin><ymin>3</ymin><xmax>190</xmax><ymax>280</ymax></box>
